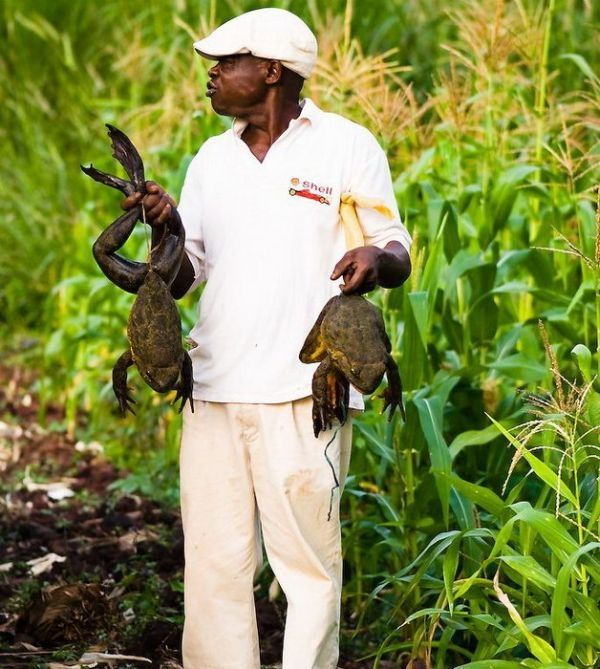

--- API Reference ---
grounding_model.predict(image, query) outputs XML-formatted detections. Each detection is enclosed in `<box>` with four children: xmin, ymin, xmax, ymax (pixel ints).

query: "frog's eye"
<box><xmin>351</xmin><ymin>367</ymin><xmax>358</xmax><ymax>374</ymax></box>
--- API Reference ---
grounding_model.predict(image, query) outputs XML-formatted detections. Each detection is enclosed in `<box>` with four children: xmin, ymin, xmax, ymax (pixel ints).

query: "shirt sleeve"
<box><xmin>177</xmin><ymin>152</ymin><xmax>206</xmax><ymax>294</ymax></box>
<box><xmin>347</xmin><ymin>128</ymin><xmax>412</xmax><ymax>251</ymax></box>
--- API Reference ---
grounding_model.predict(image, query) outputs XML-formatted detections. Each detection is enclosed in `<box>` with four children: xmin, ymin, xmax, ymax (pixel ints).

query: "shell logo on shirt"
<box><xmin>288</xmin><ymin>176</ymin><xmax>331</xmax><ymax>206</ymax></box>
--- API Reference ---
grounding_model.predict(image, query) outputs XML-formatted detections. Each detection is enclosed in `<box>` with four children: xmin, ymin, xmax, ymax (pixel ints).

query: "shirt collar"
<box><xmin>231</xmin><ymin>98</ymin><xmax>321</xmax><ymax>137</ymax></box>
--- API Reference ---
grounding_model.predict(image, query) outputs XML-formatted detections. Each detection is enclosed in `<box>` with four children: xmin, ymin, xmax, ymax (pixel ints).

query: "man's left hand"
<box><xmin>331</xmin><ymin>241</ymin><xmax>411</xmax><ymax>295</ymax></box>
<box><xmin>330</xmin><ymin>241</ymin><xmax>411</xmax><ymax>295</ymax></box>
<box><xmin>330</xmin><ymin>247</ymin><xmax>382</xmax><ymax>295</ymax></box>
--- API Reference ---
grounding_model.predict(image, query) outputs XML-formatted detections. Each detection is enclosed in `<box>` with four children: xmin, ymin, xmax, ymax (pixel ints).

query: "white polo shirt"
<box><xmin>178</xmin><ymin>98</ymin><xmax>411</xmax><ymax>405</ymax></box>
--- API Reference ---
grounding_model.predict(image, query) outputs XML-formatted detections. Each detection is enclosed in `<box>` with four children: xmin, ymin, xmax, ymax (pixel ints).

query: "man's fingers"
<box><xmin>120</xmin><ymin>182</ymin><xmax>175</xmax><ymax>226</ymax></box>
<box><xmin>330</xmin><ymin>253</ymin><xmax>355</xmax><ymax>280</ymax></box>
<box><xmin>144</xmin><ymin>193</ymin><xmax>164</xmax><ymax>214</ymax></box>
<box><xmin>156</xmin><ymin>203</ymin><xmax>172</xmax><ymax>225</ymax></box>
<box><xmin>146</xmin><ymin>182</ymin><xmax>177</xmax><ymax>206</ymax></box>
<box><xmin>340</xmin><ymin>266</ymin><xmax>371</xmax><ymax>294</ymax></box>
<box><xmin>147</xmin><ymin>194</ymin><xmax>171</xmax><ymax>219</ymax></box>
<box><xmin>121</xmin><ymin>192</ymin><xmax>142</xmax><ymax>211</ymax></box>
<box><xmin>334</xmin><ymin>248</ymin><xmax>379</xmax><ymax>293</ymax></box>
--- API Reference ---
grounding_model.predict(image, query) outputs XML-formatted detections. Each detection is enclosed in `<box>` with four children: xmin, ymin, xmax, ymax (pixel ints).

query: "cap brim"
<box><xmin>193</xmin><ymin>46</ymin><xmax>218</xmax><ymax>59</ymax></box>
<box><xmin>193</xmin><ymin>36</ymin><xmax>251</xmax><ymax>59</ymax></box>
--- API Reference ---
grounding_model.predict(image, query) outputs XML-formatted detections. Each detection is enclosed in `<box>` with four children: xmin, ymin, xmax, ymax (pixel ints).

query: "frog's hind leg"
<box><xmin>149</xmin><ymin>210</ymin><xmax>186</xmax><ymax>287</ymax></box>
<box><xmin>311</xmin><ymin>358</ymin><xmax>349</xmax><ymax>437</ymax></box>
<box><xmin>381</xmin><ymin>353</ymin><xmax>405</xmax><ymax>422</ymax></box>
<box><xmin>173</xmin><ymin>350</ymin><xmax>194</xmax><ymax>413</ymax></box>
<box><xmin>328</xmin><ymin>371</ymin><xmax>349</xmax><ymax>426</ymax></box>
<box><xmin>80</xmin><ymin>164</ymin><xmax>135</xmax><ymax>197</ymax></box>
<box><xmin>113</xmin><ymin>349</ymin><xmax>136</xmax><ymax>415</ymax></box>
<box><xmin>106</xmin><ymin>124</ymin><xmax>145</xmax><ymax>194</ymax></box>
<box><xmin>92</xmin><ymin>207</ymin><xmax>147</xmax><ymax>294</ymax></box>
<box><xmin>312</xmin><ymin>361</ymin><xmax>331</xmax><ymax>437</ymax></box>
<box><xmin>81</xmin><ymin>125</ymin><xmax>145</xmax><ymax>196</ymax></box>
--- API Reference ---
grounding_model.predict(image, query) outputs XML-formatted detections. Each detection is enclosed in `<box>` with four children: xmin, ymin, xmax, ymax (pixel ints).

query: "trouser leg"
<box><xmin>179</xmin><ymin>402</ymin><xmax>261</xmax><ymax>669</ymax></box>
<box><xmin>250</xmin><ymin>398</ymin><xmax>353</xmax><ymax>669</ymax></box>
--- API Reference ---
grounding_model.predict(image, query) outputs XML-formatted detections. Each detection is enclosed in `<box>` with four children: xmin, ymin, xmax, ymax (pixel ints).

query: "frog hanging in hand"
<box><xmin>81</xmin><ymin>125</ymin><xmax>193</xmax><ymax>414</ymax></box>
<box><xmin>300</xmin><ymin>293</ymin><xmax>403</xmax><ymax>436</ymax></box>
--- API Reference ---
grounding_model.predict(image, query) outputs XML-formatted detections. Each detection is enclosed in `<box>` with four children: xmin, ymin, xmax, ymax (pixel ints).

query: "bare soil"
<box><xmin>0</xmin><ymin>367</ymin><xmax>391</xmax><ymax>669</ymax></box>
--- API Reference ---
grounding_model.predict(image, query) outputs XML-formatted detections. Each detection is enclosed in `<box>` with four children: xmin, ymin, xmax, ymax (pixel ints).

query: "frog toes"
<box><xmin>118</xmin><ymin>398</ymin><xmax>136</xmax><ymax>416</ymax></box>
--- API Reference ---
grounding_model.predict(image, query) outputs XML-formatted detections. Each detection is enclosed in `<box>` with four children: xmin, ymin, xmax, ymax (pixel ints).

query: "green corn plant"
<box><xmin>1</xmin><ymin>0</ymin><xmax>600</xmax><ymax>664</ymax></box>
<box><xmin>364</xmin><ymin>349</ymin><xmax>600</xmax><ymax>667</ymax></box>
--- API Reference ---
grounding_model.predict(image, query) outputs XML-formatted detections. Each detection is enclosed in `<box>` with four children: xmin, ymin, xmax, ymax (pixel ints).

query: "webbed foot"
<box><xmin>313</xmin><ymin>402</ymin><xmax>332</xmax><ymax>439</ymax></box>
<box><xmin>173</xmin><ymin>351</ymin><xmax>194</xmax><ymax>413</ymax></box>
<box><xmin>81</xmin><ymin>126</ymin><xmax>144</xmax><ymax>198</ymax></box>
<box><xmin>379</xmin><ymin>354</ymin><xmax>405</xmax><ymax>422</ymax></box>
<box><xmin>106</xmin><ymin>124</ymin><xmax>145</xmax><ymax>194</ymax></box>
<box><xmin>328</xmin><ymin>371</ymin><xmax>349</xmax><ymax>426</ymax></box>
<box><xmin>80</xmin><ymin>164</ymin><xmax>133</xmax><ymax>196</ymax></box>
<box><xmin>312</xmin><ymin>361</ymin><xmax>349</xmax><ymax>437</ymax></box>
<box><xmin>113</xmin><ymin>350</ymin><xmax>136</xmax><ymax>415</ymax></box>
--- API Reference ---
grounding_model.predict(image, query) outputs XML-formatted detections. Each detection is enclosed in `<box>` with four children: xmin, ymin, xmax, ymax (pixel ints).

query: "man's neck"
<box><xmin>239</xmin><ymin>95</ymin><xmax>302</xmax><ymax>161</ymax></box>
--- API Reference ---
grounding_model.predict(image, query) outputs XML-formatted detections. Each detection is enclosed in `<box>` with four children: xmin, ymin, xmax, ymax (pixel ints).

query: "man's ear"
<box><xmin>264</xmin><ymin>60</ymin><xmax>284</xmax><ymax>85</ymax></box>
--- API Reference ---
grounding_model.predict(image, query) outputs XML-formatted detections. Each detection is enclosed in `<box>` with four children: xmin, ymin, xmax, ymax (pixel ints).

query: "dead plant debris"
<box><xmin>0</xmin><ymin>366</ymin><xmax>389</xmax><ymax>668</ymax></box>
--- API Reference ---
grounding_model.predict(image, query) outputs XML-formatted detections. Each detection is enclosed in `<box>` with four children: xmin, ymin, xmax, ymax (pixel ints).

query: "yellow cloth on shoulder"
<box><xmin>339</xmin><ymin>192</ymin><xmax>394</xmax><ymax>250</ymax></box>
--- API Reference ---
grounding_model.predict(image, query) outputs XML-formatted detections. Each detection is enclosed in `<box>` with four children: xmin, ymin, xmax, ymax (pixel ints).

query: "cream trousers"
<box><xmin>179</xmin><ymin>397</ymin><xmax>353</xmax><ymax>669</ymax></box>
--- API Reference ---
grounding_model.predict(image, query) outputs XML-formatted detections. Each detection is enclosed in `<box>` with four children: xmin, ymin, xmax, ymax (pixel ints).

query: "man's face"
<box><xmin>206</xmin><ymin>54</ymin><xmax>270</xmax><ymax>117</ymax></box>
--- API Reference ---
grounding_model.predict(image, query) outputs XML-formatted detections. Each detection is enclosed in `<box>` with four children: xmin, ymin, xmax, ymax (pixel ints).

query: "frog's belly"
<box><xmin>127</xmin><ymin>275</ymin><xmax>183</xmax><ymax>370</ymax></box>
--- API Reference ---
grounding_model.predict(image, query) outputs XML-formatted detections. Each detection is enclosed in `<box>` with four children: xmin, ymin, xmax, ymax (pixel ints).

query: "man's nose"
<box><xmin>208</xmin><ymin>64</ymin><xmax>218</xmax><ymax>78</ymax></box>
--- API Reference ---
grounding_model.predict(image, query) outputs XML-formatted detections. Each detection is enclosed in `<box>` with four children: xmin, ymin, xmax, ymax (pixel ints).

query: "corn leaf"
<box><xmin>551</xmin><ymin>542</ymin><xmax>600</xmax><ymax>658</ymax></box>
<box><xmin>499</xmin><ymin>555</ymin><xmax>556</xmax><ymax>593</ymax></box>
<box><xmin>489</xmin><ymin>418</ymin><xmax>579</xmax><ymax>507</ymax></box>
<box><xmin>439</xmin><ymin>471</ymin><xmax>506</xmax><ymax>517</ymax></box>
<box><xmin>456</xmin><ymin>662</ymin><xmax>525</xmax><ymax>668</ymax></box>
<box><xmin>487</xmin><ymin>355</ymin><xmax>549</xmax><ymax>384</ymax></box>
<box><xmin>414</xmin><ymin>395</ymin><xmax>452</xmax><ymax>525</ymax></box>
<box><xmin>449</xmin><ymin>423</ymin><xmax>503</xmax><ymax>460</ymax></box>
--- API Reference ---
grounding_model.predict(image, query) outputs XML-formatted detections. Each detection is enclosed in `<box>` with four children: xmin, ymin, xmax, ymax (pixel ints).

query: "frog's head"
<box><xmin>140</xmin><ymin>365</ymin><xmax>180</xmax><ymax>394</ymax></box>
<box><xmin>336</xmin><ymin>353</ymin><xmax>386</xmax><ymax>395</ymax></box>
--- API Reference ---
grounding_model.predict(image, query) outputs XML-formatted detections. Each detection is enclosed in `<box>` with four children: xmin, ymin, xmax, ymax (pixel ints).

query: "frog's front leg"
<box><xmin>381</xmin><ymin>353</ymin><xmax>406</xmax><ymax>422</ymax></box>
<box><xmin>112</xmin><ymin>349</ymin><xmax>136</xmax><ymax>415</ymax></box>
<box><xmin>173</xmin><ymin>350</ymin><xmax>194</xmax><ymax>414</ymax></box>
<box><xmin>92</xmin><ymin>207</ymin><xmax>148</xmax><ymax>294</ymax></box>
<box><xmin>312</xmin><ymin>358</ymin><xmax>349</xmax><ymax>438</ymax></box>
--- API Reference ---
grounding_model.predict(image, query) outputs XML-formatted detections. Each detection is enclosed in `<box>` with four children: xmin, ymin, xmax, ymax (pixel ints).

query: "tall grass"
<box><xmin>1</xmin><ymin>0</ymin><xmax>599</xmax><ymax>664</ymax></box>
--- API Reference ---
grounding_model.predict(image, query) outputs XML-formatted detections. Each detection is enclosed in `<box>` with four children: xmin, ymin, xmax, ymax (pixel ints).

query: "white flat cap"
<box><xmin>193</xmin><ymin>8</ymin><xmax>317</xmax><ymax>79</ymax></box>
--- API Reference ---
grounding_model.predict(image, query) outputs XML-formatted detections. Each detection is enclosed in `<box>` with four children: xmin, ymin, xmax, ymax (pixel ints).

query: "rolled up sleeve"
<box><xmin>348</xmin><ymin>129</ymin><xmax>412</xmax><ymax>251</ymax></box>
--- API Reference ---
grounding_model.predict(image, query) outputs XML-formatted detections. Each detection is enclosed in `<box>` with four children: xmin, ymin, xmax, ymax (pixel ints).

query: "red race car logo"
<box><xmin>289</xmin><ymin>187</ymin><xmax>330</xmax><ymax>205</ymax></box>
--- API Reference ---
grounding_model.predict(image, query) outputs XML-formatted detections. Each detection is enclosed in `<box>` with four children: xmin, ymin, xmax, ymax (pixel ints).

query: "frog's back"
<box><xmin>322</xmin><ymin>294</ymin><xmax>389</xmax><ymax>358</ymax></box>
<box><xmin>128</xmin><ymin>270</ymin><xmax>182</xmax><ymax>367</ymax></box>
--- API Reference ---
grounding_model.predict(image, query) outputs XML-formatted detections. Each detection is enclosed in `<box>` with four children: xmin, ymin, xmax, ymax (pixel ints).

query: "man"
<box><xmin>123</xmin><ymin>8</ymin><xmax>411</xmax><ymax>669</ymax></box>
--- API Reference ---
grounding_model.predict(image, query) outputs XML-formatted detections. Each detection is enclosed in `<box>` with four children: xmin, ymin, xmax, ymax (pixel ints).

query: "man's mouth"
<box><xmin>206</xmin><ymin>82</ymin><xmax>217</xmax><ymax>97</ymax></box>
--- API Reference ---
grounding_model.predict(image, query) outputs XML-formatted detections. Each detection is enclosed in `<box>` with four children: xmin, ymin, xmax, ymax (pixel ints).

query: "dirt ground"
<box><xmin>0</xmin><ymin>367</ymin><xmax>403</xmax><ymax>669</ymax></box>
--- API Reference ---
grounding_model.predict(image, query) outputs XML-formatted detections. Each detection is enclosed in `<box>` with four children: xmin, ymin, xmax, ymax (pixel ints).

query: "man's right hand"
<box><xmin>121</xmin><ymin>181</ymin><xmax>176</xmax><ymax>227</ymax></box>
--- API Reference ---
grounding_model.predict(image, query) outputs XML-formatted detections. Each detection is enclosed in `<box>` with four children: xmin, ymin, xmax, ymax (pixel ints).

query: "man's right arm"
<box><xmin>122</xmin><ymin>181</ymin><xmax>195</xmax><ymax>298</ymax></box>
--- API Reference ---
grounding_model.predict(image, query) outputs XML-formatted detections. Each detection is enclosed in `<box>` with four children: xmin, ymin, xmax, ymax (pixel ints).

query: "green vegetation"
<box><xmin>1</xmin><ymin>0</ymin><xmax>599</xmax><ymax>666</ymax></box>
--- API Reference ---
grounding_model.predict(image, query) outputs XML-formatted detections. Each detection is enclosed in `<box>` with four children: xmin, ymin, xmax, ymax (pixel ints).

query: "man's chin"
<box><xmin>209</xmin><ymin>98</ymin><xmax>232</xmax><ymax>116</ymax></box>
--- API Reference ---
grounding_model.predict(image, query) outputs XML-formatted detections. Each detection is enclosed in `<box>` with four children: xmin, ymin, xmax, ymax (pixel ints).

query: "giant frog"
<box><xmin>300</xmin><ymin>294</ymin><xmax>404</xmax><ymax>436</ymax></box>
<box><xmin>81</xmin><ymin>125</ymin><xmax>193</xmax><ymax>414</ymax></box>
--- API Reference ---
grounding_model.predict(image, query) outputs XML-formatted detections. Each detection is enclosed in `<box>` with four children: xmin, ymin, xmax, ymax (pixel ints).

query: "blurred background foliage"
<box><xmin>1</xmin><ymin>0</ymin><xmax>599</xmax><ymax>666</ymax></box>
